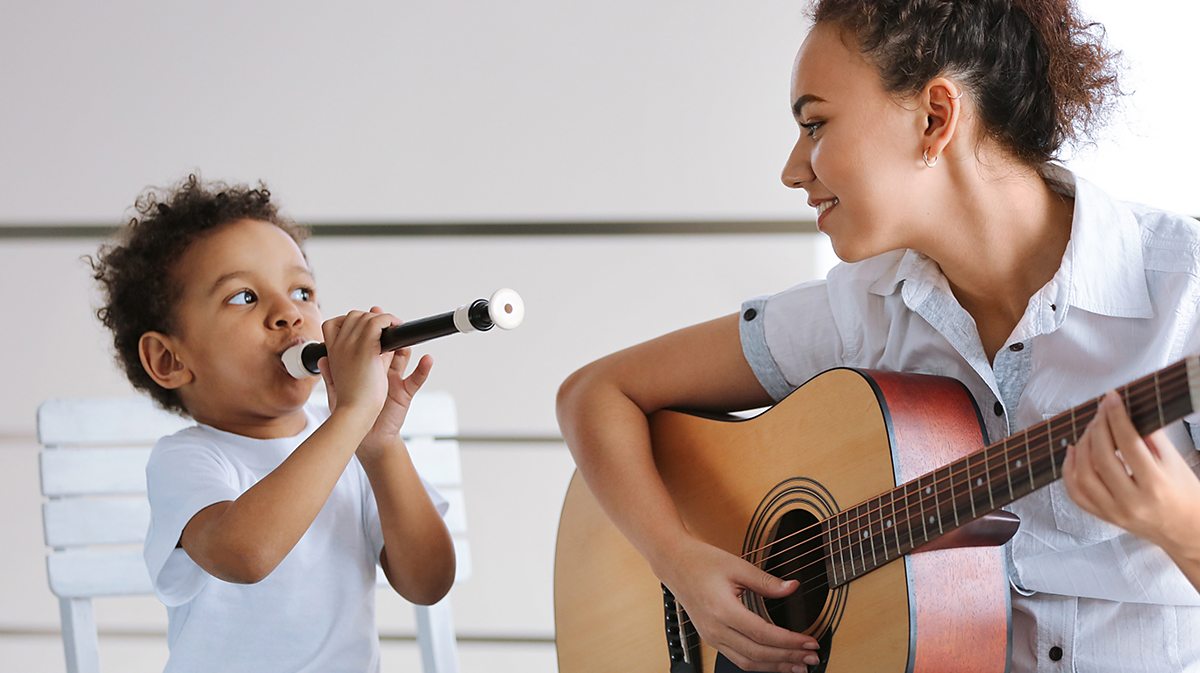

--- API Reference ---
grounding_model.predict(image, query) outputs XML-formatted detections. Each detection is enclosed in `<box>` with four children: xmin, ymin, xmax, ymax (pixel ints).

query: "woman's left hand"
<box><xmin>1063</xmin><ymin>390</ymin><xmax>1200</xmax><ymax>558</ymax></box>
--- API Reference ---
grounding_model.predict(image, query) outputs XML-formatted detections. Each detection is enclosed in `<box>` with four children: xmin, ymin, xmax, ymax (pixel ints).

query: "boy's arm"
<box><xmin>360</xmin><ymin>438</ymin><xmax>456</xmax><ymax>605</ymax></box>
<box><xmin>179</xmin><ymin>406</ymin><xmax>378</xmax><ymax>584</ymax></box>
<box><xmin>179</xmin><ymin>309</ymin><xmax>398</xmax><ymax>584</ymax></box>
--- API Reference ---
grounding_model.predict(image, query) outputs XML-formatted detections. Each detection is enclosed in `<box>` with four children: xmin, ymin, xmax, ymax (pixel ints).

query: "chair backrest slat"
<box><xmin>40</xmin><ymin>448</ymin><xmax>151</xmax><ymax>497</ymax></box>
<box><xmin>44</xmin><ymin>499</ymin><xmax>151</xmax><ymax>547</ymax></box>
<box><xmin>37</xmin><ymin>397</ymin><xmax>191</xmax><ymax>446</ymax></box>
<box><xmin>46</xmin><ymin>549</ymin><xmax>153</xmax><ymax>598</ymax></box>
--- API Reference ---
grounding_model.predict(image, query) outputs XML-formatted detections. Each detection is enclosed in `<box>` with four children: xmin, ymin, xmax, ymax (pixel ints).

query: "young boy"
<box><xmin>90</xmin><ymin>175</ymin><xmax>456</xmax><ymax>672</ymax></box>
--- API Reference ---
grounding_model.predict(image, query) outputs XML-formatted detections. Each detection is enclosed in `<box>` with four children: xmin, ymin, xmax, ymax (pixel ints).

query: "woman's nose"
<box><xmin>781</xmin><ymin>138</ymin><xmax>813</xmax><ymax>189</ymax></box>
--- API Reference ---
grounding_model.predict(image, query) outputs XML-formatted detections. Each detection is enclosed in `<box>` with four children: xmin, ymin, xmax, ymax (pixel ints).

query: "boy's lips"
<box><xmin>276</xmin><ymin>336</ymin><xmax>309</xmax><ymax>358</ymax></box>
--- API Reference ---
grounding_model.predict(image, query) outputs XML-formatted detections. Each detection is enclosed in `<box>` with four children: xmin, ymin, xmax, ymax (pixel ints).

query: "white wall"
<box><xmin>1</xmin><ymin>1</ymin><xmax>1194</xmax><ymax>226</ymax></box>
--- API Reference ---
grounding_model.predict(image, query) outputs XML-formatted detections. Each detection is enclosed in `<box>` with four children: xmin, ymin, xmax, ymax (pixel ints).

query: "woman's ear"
<box><xmin>138</xmin><ymin>331</ymin><xmax>193</xmax><ymax>390</ymax></box>
<box><xmin>921</xmin><ymin>77</ymin><xmax>963</xmax><ymax>164</ymax></box>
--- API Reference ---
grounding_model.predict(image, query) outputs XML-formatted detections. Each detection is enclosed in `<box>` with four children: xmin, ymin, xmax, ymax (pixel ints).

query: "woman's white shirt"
<box><xmin>739</xmin><ymin>165</ymin><xmax>1200</xmax><ymax>671</ymax></box>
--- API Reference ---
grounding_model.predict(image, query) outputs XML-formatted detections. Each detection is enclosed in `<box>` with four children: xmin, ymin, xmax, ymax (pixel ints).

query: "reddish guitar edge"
<box><xmin>860</xmin><ymin>369</ymin><xmax>1013</xmax><ymax>673</ymax></box>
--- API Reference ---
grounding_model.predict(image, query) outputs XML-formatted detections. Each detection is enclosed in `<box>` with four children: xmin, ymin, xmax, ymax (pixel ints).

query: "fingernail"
<box><xmin>791</xmin><ymin>666</ymin><xmax>806</xmax><ymax>673</ymax></box>
<box><xmin>804</xmin><ymin>642</ymin><xmax>820</xmax><ymax>650</ymax></box>
<box><xmin>804</xmin><ymin>654</ymin><xmax>820</xmax><ymax>665</ymax></box>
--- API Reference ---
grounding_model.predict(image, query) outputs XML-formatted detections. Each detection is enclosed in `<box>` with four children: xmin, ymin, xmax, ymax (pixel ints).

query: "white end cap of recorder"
<box><xmin>282</xmin><ymin>341</ymin><xmax>321</xmax><ymax>379</ymax></box>
<box><xmin>488</xmin><ymin>288</ymin><xmax>525</xmax><ymax>330</ymax></box>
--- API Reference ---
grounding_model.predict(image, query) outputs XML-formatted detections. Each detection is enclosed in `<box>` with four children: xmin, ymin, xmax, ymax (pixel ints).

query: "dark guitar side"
<box><xmin>555</xmin><ymin>368</ymin><xmax>1012</xmax><ymax>673</ymax></box>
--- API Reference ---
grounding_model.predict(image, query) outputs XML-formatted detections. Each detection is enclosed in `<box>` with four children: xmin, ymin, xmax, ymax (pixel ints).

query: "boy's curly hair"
<box><xmin>89</xmin><ymin>174</ymin><xmax>309</xmax><ymax>415</ymax></box>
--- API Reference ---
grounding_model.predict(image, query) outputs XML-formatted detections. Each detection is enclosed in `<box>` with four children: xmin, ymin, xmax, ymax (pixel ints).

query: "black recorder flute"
<box><xmin>281</xmin><ymin>288</ymin><xmax>524</xmax><ymax>379</ymax></box>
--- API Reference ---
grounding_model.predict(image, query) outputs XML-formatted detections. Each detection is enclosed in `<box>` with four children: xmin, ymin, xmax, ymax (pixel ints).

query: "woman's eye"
<box><xmin>228</xmin><ymin>290</ymin><xmax>256</xmax><ymax>305</ymax></box>
<box><xmin>800</xmin><ymin>121</ymin><xmax>824</xmax><ymax>139</ymax></box>
<box><xmin>291</xmin><ymin>287</ymin><xmax>313</xmax><ymax>302</ymax></box>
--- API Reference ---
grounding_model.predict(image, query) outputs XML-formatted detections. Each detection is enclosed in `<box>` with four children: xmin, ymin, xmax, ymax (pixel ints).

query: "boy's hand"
<box><xmin>319</xmin><ymin>307</ymin><xmax>433</xmax><ymax>458</ymax></box>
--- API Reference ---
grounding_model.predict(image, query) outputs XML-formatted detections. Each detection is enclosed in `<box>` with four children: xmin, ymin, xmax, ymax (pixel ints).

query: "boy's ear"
<box><xmin>138</xmin><ymin>331</ymin><xmax>193</xmax><ymax>390</ymax></box>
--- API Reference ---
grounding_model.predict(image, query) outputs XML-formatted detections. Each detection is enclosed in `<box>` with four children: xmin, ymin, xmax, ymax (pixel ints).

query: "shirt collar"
<box><xmin>867</xmin><ymin>165</ymin><xmax>1152</xmax><ymax>320</ymax></box>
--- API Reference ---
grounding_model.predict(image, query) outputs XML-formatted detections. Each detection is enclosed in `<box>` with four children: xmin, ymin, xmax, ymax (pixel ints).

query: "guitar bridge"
<box><xmin>662</xmin><ymin>584</ymin><xmax>701</xmax><ymax>672</ymax></box>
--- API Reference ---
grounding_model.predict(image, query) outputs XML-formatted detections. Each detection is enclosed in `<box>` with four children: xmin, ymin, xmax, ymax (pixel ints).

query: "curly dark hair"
<box><xmin>809</xmin><ymin>0</ymin><xmax>1123</xmax><ymax>165</ymax></box>
<box><xmin>88</xmin><ymin>174</ymin><xmax>310</xmax><ymax>415</ymax></box>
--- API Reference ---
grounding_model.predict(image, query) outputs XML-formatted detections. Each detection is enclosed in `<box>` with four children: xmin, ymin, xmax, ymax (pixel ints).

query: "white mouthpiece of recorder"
<box><xmin>282</xmin><ymin>341</ymin><xmax>321</xmax><ymax>379</ymax></box>
<box><xmin>488</xmin><ymin>288</ymin><xmax>524</xmax><ymax>330</ymax></box>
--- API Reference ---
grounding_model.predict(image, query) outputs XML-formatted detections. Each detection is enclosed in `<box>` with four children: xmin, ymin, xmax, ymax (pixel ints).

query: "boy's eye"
<box><xmin>228</xmin><ymin>290</ymin><xmax>257</xmax><ymax>306</ymax></box>
<box><xmin>291</xmin><ymin>287</ymin><xmax>313</xmax><ymax>302</ymax></box>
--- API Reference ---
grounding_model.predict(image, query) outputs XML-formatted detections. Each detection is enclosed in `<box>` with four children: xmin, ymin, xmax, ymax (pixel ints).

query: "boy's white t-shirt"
<box><xmin>143</xmin><ymin>402</ymin><xmax>448</xmax><ymax>673</ymax></box>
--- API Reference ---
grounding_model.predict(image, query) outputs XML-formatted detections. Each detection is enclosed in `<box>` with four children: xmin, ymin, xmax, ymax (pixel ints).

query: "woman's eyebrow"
<box><xmin>792</xmin><ymin>94</ymin><xmax>827</xmax><ymax>117</ymax></box>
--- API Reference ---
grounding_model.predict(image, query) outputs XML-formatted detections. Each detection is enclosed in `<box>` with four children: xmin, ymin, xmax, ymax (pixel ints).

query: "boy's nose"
<box><xmin>268</xmin><ymin>301</ymin><xmax>303</xmax><ymax>329</ymax></box>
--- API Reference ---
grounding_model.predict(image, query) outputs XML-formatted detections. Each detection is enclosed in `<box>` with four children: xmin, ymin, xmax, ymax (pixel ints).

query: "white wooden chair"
<box><xmin>37</xmin><ymin>393</ymin><xmax>471</xmax><ymax>673</ymax></box>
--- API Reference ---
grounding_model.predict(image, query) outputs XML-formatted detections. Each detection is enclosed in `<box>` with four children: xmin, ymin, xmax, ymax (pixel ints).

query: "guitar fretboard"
<box><xmin>821</xmin><ymin>357</ymin><xmax>1198</xmax><ymax>587</ymax></box>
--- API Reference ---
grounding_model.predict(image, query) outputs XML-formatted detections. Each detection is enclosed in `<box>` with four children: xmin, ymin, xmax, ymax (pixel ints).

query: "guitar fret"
<box><xmin>856</xmin><ymin>503</ymin><xmax>870</xmax><ymax>573</ymax></box>
<box><xmin>902</xmin><ymin>483</ymin><xmax>915</xmax><ymax>551</ymax></box>
<box><xmin>1155</xmin><ymin>371</ymin><xmax>1165</xmax><ymax>429</ymax></box>
<box><xmin>844</xmin><ymin>508</ymin><xmax>854</xmax><ymax>578</ymax></box>
<box><xmin>918</xmin><ymin>476</ymin><xmax>930</xmax><ymax>542</ymax></box>
<box><xmin>887</xmin><ymin>491</ymin><xmax>902</xmax><ymax>558</ymax></box>
<box><xmin>931</xmin><ymin>472</ymin><xmax>944</xmax><ymax>535</ymax></box>
<box><xmin>1006</xmin><ymin>436</ymin><xmax>1017</xmax><ymax>501</ymax></box>
<box><xmin>944</xmin><ymin>466</ymin><xmax>959</xmax><ymax>528</ymax></box>
<box><xmin>981</xmin><ymin>447</ymin><xmax>995</xmax><ymax>511</ymax></box>
<box><xmin>867</xmin><ymin>500</ymin><xmax>878</xmax><ymax>569</ymax></box>
<box><xmin>1060</xmin><ymin>407</ymin><xmax>1075</xmax><ymax>479</ymax></box>
<box><xmin>965</xmin><ymin>454</ymin><xmax>978</xmax><ymax>520</ymax></box>
<box><xmin>1027</xmin><ymin>424</ymin><xmax>1036</xmax><ymax>487</ymax></box>
<box><xmin>827</xmin><ymin>513</ymin><xmax>840</xmax><ymax>586</ymax></box>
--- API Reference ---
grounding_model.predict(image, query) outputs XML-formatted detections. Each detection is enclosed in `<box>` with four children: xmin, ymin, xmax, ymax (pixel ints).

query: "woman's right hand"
<box><xmin>657</xmin><ymin>537</ymin><xmax>822</xmax><ymax>673</ymax></box>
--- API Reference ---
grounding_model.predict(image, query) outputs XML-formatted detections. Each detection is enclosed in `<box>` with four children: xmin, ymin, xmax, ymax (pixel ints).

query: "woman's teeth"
<box><xmin>818</xmin><ymin>198</ymin><xmax>839</xmax><ymax>217</ymax></box>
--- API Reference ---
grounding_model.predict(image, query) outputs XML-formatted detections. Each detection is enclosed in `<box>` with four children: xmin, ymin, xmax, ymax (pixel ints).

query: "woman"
<box><xmin>556</xmin><ymin>1</ymin><xmax>1200</xmax><ymax>671</ymax></box>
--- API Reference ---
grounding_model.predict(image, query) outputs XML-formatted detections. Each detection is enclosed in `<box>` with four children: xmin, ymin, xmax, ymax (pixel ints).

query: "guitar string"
<box><xmin>742</xmin><ymin>368</ymin><xmax>1186</xmax><ymax>571</ymax></box>
<box><xmin>674</xmin><ymin>373</ymin><xmax>1188</xmax><ymax>633</ymax></box>
<box><xmin>671</xmin><ymin>369</ymin><xmax>1190</xmax><ymax>633</ymax></box>
<box><xmin>755</xmin><ymin>376</ymin><xmax>1185</xmax><ymax>588</ymax></box>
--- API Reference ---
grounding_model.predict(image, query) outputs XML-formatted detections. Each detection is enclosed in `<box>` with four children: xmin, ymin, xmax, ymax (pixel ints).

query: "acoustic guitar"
<box><xmin>554</xmin><ymin>358</ymin><xmax>1198</xmax><ymax>673</ymax></box>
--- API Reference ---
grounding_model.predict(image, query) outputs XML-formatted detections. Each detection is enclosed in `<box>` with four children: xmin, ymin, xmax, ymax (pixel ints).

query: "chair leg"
<box><xmin>59</xmin><ymin>598</ymin><xmax>100</xmax><ymax>673</ymax></box>
<box><xmin>415</xmin><ymin>596</ymin><xmax>460</xmax><ymax>673</ymax></box>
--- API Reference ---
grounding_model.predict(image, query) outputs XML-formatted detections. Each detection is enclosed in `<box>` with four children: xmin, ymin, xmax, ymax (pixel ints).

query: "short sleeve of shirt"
<box><xmin>144</xmin><ymin>438</ymin><xmax>240</xmax><ymax>606</ymax></box>
<box><xmin>359</xmin><ymin>463</ymin><xmax>451</xmax><ymax>564</ymax></box>
<box><xmin>740</xmin><ymin>278</ymin><xmax>845</xmax><ymax>402</ymax></box>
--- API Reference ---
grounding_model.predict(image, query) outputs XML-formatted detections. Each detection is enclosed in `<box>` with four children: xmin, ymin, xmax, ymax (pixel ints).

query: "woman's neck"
<box><xmin>917</xmin><ymin>162</ymin><xmax>1075</xmax><ymax>331</ymax></box>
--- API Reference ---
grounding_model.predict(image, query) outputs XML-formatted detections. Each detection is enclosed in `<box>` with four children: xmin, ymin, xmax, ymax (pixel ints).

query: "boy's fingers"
<box><xmin>321</xmin><ymin>315</ymin><xmax>347</xmax><ymax>343</ymax></box>
<box><xmin>404</xmin><ymin>355</ymin><xmax>434</xmax><ymax>394</ymax></box>
<box><xmin>317</xmin><ymin>357</ymin><xmax>336</xmax><ymax>404</ymax></box>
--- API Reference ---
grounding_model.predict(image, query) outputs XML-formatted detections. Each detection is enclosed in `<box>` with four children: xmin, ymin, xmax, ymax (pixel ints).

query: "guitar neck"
<box><xmin>827</xmin><ymin>356</ymin><xmax>1200</xmax><ymax>585</ymax></box>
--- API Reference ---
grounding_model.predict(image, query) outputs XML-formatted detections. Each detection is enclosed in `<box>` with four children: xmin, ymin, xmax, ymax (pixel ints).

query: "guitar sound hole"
<box><xmin>761</xmin><ymin>509</ymin><xmax>829</xmax><ymax>634</ymax></box>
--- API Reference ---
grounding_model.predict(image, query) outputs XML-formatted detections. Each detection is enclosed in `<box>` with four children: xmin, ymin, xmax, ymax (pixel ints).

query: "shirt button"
<box><xmin>1048</xmin><ymin>646</ymin><xmax>1063</xmax><ymax>661</ymax></box>
<box><xmin>1009</xmin><ymin>342</ymin><xmax>1024</xmax><ymax>352</ymax></box>
<box><xmin>743</xmin><ymin>308</ymin><xmax>757</xmax><ymax>321</ymax></box>
<box><xmin>993</xmin><ymin>401</ymin><xmax>1004</xmax><ymax>417</ymax></box>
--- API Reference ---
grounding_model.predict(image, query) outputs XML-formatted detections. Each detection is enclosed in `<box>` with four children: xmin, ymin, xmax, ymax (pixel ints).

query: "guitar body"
<box><xmin>555</xmin><ymin>368</ymin><xmax>1012</xmax><ymax>673</ymax></box>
